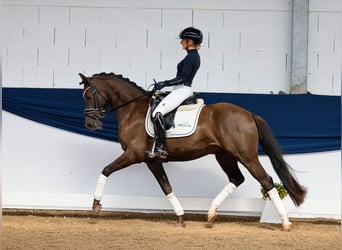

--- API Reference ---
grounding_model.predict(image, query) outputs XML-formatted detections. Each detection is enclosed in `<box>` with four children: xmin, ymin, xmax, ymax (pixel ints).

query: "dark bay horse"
<box><xmin>79</xmin><ymin>72</ymin><xmax>306</xmax><ymax>230</ymax></box>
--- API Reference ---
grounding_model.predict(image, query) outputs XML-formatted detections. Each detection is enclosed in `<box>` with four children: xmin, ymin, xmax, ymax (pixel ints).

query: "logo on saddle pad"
<box><xmin>145</xmin><ymin>99</ymin><xmax>204</xmax><ymax>138</ymax></box>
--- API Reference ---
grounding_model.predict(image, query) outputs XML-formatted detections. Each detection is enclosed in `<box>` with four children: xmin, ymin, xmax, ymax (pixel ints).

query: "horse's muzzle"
<box><xmin>85</xmin><ymin>117</ymin><xmax>103</xmax><ymax>130</ymax></box>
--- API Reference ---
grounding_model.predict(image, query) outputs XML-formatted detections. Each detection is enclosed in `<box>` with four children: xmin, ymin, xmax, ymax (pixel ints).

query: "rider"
<box><xmin>147</xmin><ymin>27</ymin><xmax>203</xmax><ymax>159</ymax></box>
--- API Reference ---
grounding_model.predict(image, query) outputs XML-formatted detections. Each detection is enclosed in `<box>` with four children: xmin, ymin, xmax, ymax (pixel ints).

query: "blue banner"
<box><xmin>2</xmin><ymin>88</ymin><xmax>341</xmax><ymax>154</ymax></box>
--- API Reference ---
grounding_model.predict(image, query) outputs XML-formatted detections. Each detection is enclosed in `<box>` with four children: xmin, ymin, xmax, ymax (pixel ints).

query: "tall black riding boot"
<box><xmin>146</xmin><ymin>112</ymin><xmax>168</xmax><ymax>159</ymax></box>
<box><xmin>153</xmin><ymin>112</ymin><xmax>168</xmax><ymax>159</ymax></box>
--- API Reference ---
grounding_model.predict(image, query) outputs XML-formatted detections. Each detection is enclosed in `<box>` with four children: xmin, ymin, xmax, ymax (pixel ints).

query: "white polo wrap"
<box><xmin>210</xmin><ymin>183</ymin><xmax>237</xmax><ymax>210</ymax></box>
<box><xmin>268</xmin><ymin>187</ymin><xmax>290</xmax><ymax>225</ymax></box>
<box><xmin>167</xmin><ymin>192</ymin><xmax>184</xmax><ymax>216</ymax></box>
<box><xmin>94</xmin><ymin>174</ymin><xmax>107</xmax><ymax>201</ymax></box>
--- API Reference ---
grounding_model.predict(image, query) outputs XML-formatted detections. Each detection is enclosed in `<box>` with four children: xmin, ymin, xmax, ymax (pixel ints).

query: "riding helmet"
<box><xmin>178</xmin><ymin>27</ymin><xmax>203</xmax><ymax>45</ymax></box>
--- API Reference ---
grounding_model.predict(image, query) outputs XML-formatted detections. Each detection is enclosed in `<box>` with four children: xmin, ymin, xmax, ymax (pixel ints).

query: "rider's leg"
<box><xmin>147</xmin><ymin>86</ymin><xmax>193</xmax><ymax>159</ymax></box>
<box><xmin>152</xmin><ymin>86</ymin><xmax>193</xmax><ymax>117</ymax></box>
<box><xmin>153</xmin><ymin>112</ymin><xmax>168</xmax><ymax>157</ymax></box>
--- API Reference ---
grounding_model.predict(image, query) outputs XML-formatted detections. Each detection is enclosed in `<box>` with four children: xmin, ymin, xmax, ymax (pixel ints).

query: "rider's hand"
<box><xmin>154</xmin><ymin>81</ymin><xmax>165</xmax><ymax>90</ymax></box>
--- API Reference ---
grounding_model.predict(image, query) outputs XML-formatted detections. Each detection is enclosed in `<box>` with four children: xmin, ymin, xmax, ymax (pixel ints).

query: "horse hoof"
<box><xmin>92</xmin><ymin>200</ymin><xmax>102</xmax><ymax>215</ymax></box>
<box><xmin>176</xmin><ymin>222</ymin><xmax>186</xmax><ymax>228</ymax></box>
<box><xmin>282</xmin><ymin>222</ymin><xmax>292</xmax><ymax>231</ymax></box>
<box><xmin>204</xmin><ymin>223</ymin><xmax>214</xmax><ymax>229</ymax></box>
<box><xmin>176</xmin><ymin>216</ymin><xmax>186</xmax><ymax>228</ymax></box>
<box><xmin>207</xmin><ymin>209</ymin><xmax>217</xmax><ymax>223</ymax></box>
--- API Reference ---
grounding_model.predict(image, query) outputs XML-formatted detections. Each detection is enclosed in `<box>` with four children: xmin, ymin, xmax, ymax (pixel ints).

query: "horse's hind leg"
<box><xmin>208</xmin><ymin>152</ymin><xmax>245</xmax><ymax>223</ymax></box>
<box><xmin>146</xmin><ymin>160</ymin><xmax>185</xmax><ymax>227</ymax></box>
<box><xmin>241</xmin><ymin>157</ymin><xmax>291</xmax><ymax>230</ymax></box>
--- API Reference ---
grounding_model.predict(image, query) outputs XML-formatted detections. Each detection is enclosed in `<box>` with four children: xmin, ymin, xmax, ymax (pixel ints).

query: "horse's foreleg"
<box><xmin>93</xmin><ymin>173</ymin><xmax>107</xmax><ymax>213</ymax></box>
<box><xmin>92</xmin><ymin>152</ymin><xmax>137</xmax><ymax>215</ymax></box>
<box><xmin>146</xmin><ymin>161</ymin><xmax>185</xmax><ymax>227</ymax></box>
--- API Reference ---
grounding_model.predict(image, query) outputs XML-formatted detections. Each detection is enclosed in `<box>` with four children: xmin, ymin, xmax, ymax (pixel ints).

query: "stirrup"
<box><xmin>155</xmin><ymin>147</ymin><xmax>168</xmax><ymax>159</ymax></box>
<box><xmin>146</xmin><ymin>150</ymin><xmax>156</xmax><ymax>159</ymax></box>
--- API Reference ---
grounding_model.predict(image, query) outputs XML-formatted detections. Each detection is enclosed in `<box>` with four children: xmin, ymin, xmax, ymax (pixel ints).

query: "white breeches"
<box><xmin>152</xmin><ymin>85</ymin><xmax>193</xmax><ymax>117</ymax></box>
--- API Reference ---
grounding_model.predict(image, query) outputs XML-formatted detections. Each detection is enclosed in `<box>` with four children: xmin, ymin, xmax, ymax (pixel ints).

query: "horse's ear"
<box><xmin>79</xmin><ymin>73</ymin><xmax>88</xmax><ymax>85</ymax></box>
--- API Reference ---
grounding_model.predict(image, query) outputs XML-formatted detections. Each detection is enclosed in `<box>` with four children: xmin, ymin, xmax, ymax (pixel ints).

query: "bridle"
<box><xmin>83</xmin><ymin>78</ymin><xmax>149</xmax><ymax>121</ymax></box>
<box><xmin>83</xmin><ymin>78</ymin><xmax>106</xmax><ymax>121</ymax></box>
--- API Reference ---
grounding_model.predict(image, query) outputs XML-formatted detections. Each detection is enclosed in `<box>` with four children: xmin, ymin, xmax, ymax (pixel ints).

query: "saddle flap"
<box><xmin>145</xmin><ymin>100</ymin><xmax>204</xmax><ymax>138</ymax></box>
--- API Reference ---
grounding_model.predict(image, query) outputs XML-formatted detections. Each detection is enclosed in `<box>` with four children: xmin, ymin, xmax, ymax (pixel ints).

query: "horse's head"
<box><xmin>79</xmin><ymin>73</ymin><xmax>106</xmax><ymax>130</ymax></box>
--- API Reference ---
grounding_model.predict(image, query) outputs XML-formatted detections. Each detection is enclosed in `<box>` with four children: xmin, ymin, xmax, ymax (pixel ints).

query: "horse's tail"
<box><xmin>253</xmin><ymin>115</ymin><xmax>307</xmax><ymax>206</ymax></box>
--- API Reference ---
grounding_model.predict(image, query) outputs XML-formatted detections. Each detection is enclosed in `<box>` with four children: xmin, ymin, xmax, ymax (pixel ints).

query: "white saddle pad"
<box><xmin>145</xmin><ymin>99</ymin><xmax>204</xmax><ymax>138</ymax></box>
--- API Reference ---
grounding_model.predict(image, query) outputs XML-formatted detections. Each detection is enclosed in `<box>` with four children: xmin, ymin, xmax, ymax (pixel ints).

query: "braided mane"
<box><xmin>92</xmin><ymin>72</ymin><xmax>146</xmax><ymax>93</ymax></box>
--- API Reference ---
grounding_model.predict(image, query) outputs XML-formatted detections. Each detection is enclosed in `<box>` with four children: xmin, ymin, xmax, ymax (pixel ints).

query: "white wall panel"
<box><xmin>86</xmin><ymin>27</ymin><xmax>116</xmax><ymax>49</ymax></box>
<box><xmin>310</xmin><ymin>0</ymin><xmax>342</xmax><ymax>12</ymax></box>
<box><xmin>2</xmin><ymin>64</ymin><xmax>23</xmax><ymax>86</ymax></box>
<box><xmin>28</xmin><ymin>67</ymin><xmax>54</xmax><ymax>87</ymax></box>
<box><xmin>209</xmin><ymin>31</ymin><xmax>240</xmax><ymax>51</ymax></box>
<box><xmin>69</xmin><ymin>48</ymin><xmax>100</xmax><ymax>73</ymax></box>
<box><xmin>309</xmin><ymin>32</ymin><xmax>336</xmax><ymax>53</ymax></box>
<box><xmin>147</xmin><ymin>29</ymin><xmax>175</xmax><ymax>50</ymax></box>
<box><xmin>162</xmin><ymin>9</ymin><xmax>193</xmax><ymax>30</ymax></box>
<box><xmin>8</xmin><ymin>5</ymin><xmax>38</xmax><ymax>25</ymax></box>
<box><xmin>207</xmin><ymin>70</ymin><xmax>239</xmax><ymax>93</ymax></box>
<box><xmin>224</xmin><ymin>11</ymin><xmax>291</xmax><ymax>32</ymax></box>
<box><xmin>130</xmin><ymin>48</ymin><xmax>160</xmax><ymax>73</ymax></box>
<box><xmin>193</xmin><ymin>10</ymin><xmax>224</xmax><ymax>32</ymax></box>
<box><xmin>307</xmin><ymin>3</ymin><xmax>341</xmax><ymax>95</ymax></box>
<box><xmin>99</xmin><ymin>8</ymin><xmax>131</xmax><ymax>28</ymax></box>
<box><xmin>2</xmin><ymin>1</ymin><xmax>341</xmax><ymax>93</ymax></box>
<box><xmin>2</xmin><ymin>0</ymin><xmax>293</xmax><ymax>11</ymax></box>
<box><xmin>54</xmin><ymin>25</ymin><xmax>85</xmax><ymax>48</ymax></box>
<box><xmin>53</xmin><ymin>66</ymin><xmax>84</xmax><ymax>88</ymax></box>
<box><xmin>39</xmin><ymin>47</ymin><xmax>68</xmax><ymax>69</ymax></box>
<box><xmin>24</xmin><ymin>25</ymin><xmax>54</xmax><ymax>47</ymax></box>
<box><xmin>21</xmin><ymin>67</ymin><xmax>37</xmax><ymax>86</ymax></box>
<box><xmin>7</xmin><ymin>47</ymin><xmax>37</xmax><ymax>68</ymax></box>
<box><xmin>69</xmin><ymin>7</ymin><xmax>100</xmax><ymax>27</ymax></box>
<box><xmin>99</xmin><ymin>48</ymin><xmax>130</xmax><ymax>76</ymax></box>
<box><xmin>309</xmin><ymin>12</ymin><xmax>319</xmax><ymax>32</ymax></box>
<box><xmin>317</xmin><ymin>53</ymin><xmax>341</xmax><ymax>74</ymax></box>
<box><xmin>116</xmin><ymin>28</ymin><xmax>147</xmax><ymax>50</ymax></box>
<box><xmin>131</xmin><ymin>9</ymin><xmax>162</xmax><ymax>29</ymax></box>
<box><xmin>238</xmin><ymin>71</ymin><xmax>290</xmax><ymax>94</ymax></box>
<box><xmin>318</xmin><ymin>13</ymin><xmax>341</xmax><ymax>33</ymax></box>
<box><xmin>5</xmin><ymin>24</ymin><xmax>24</xmax><ymax>47</ymax></box>
<box><xmin>39</xmin><ymin>6</ymin><xmax>69</xmax><ymax>27</ymax></box>
<box><xmin>223</xmin><ymin>50</ymin><xmax>242</xmax><ymax>72</ymax></box>
<box><xmin>241</xmin><ymin>32</ymin><xmax>291</xmax><ymax>52</ymax></box>
<box><xmin>307</xmin><ymin>72</ymin><xmax>340</xmax><ymax>95</ymax></box>
<box><xmin>200</xmin><ymin>49</ymin><xmax>223</xmax><ymax>73</ymax></box>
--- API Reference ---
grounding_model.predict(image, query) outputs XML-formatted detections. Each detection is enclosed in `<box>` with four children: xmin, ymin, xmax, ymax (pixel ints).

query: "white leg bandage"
<box><xmin>210</xmin><ymin>183</ymin><xmax>237</xmax><ymax>210</ymax></box>
<box><xmin>94</xmin><ymin>174</ymin><xmax>107</xmax><ymax>201</ymax></box>
<box><xmin>268</xmin><ymin>187</ymin><xmax>290</xmax><ymax>225</ymax></box>
<box><xmin>167</xmin><ymin>192</ymin><xmax>184</xmax><ymax>216</ymax></box>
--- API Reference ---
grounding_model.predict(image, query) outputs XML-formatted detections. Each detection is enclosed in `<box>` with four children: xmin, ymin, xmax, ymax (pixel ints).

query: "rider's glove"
<box><xmin>155</xmin><ymin>81</ymin><xmax>166</xmax><ymax>90</ymax></box>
